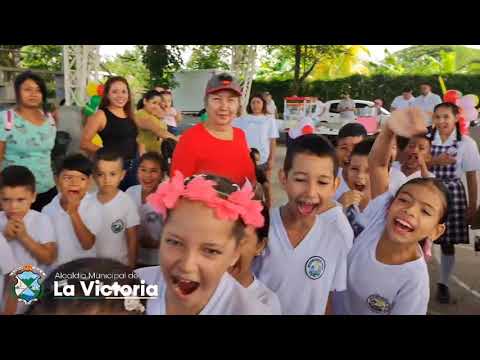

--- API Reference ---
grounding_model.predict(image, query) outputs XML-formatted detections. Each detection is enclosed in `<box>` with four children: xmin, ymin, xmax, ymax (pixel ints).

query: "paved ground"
<box><xmin>270</xmin><ymin>144</ymin><xmax>480</xmax><ymax>315</ymax></box>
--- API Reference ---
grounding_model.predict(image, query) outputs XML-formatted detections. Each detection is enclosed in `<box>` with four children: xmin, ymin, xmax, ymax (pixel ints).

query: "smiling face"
<box><xmin>143</xmin><ymin>95</ymin><xmax>162</xmax><ymax>115</ymax></box>
<box><xmin>107</xmin><ymin>81</ymin><xmax>129</xmax><ymax>109</ymax></box>
<box><xmin>206</xmin><ymin>90</ymin><xmax>240</xmax><ymax>127</ymax></box>
<box><xmin>280</xmin><ymin>153</ymin><xmax>338</xmax><ymax>219</ymax></box>
<box><xmin>137</xmin><ymin>159</ymin><xmax>163</xmax><ymax>195</ymax></box>
<box><xmin>433</xmin><ymin>106</ymin><xmax>457</xmax><ymax>138</ymax></box>
<box><xmin>346</xmin><ymin>154</ymin><xmax>370</xmax><ymax>194</ymax></box>
<box><xmin>386</xmin><ymin>183</ymin><xmax>446</xmax><ymax>245</ymax></box>
<box><xmin>57</xmin><ymin>170</ymin><xmax>91</xmax><ymax>204</ymax></box>
<box><xmin>336</xmin><ymin>136</ymin><xmax>364</xmax><ymax>168</ymax></box>
<box><xmin>160</xmin><ymin>199</ymin><xmax>242</xmax><ymax>314</ymax></box>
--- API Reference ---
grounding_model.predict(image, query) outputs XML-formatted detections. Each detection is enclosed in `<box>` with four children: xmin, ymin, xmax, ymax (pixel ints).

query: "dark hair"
<box><xmin>396</xmin><ymin>136</ymin><xmax>410</xmax><ymax>152</ymax></box>
<box><xmin>255</xmin><ymin>204</ymin><xmax>270</xmax><ymax>242</ymax></box>
<box><xmin>93</xmin><ymin>148</ymin><xmax>124</xmax><ymax>169</ymax></box>
<box><xmin>138</xmin><ymin>152</ymin><xmax>164</xmax><ymax>179</ymax></box>
<box><xmin>14</xmin><ymin>71</ymin><xmax>48</xmax><ymax>113</ymax></box>
<box><xmin>168</xmin><ymin>174</ymin><xmax>252</xmax><ymax>245</ymax></box>
<box><xmin>160</xmin><ymin>138</ymin><xmax>177</xmax><ymax>174</ymax></box>
<box><xmin>337</xmin><ymin>123</ymin><xmax>367</xmax><ymax>142</ymax></box>
<box><xmin>250</xmin><ymin>148</ymin><xmax>260</xmax><ymax>162</ymax></box>
<box><xmin>420</xmin><ymin>82</ymin><xmax>432</xmax><ymax>87</ymax></box>
<box><xmin>26</xmin><ymin>258</ymin><xmax>146</xmax><ymax>315</ymax></box>
<box><xmin>57</xmin><ymin>153</ymin><xmax>93</xmax><ymax>177</ymax></box>
<box><xmin>402</xmin><ymin>88</ymin><xmax>413</xmax><ymax>93</ymax></box>
<box><xmin>99</xmin><ymin>76</ymin><xmax>133</xmax><ymax>120</ymax></box>
<box><xmin>284</xmin><ymin>134</ymin><xmax>338</xmax><ymax>177</ymax></box>
<box><xmin>351</xmin><ymin>138</ymin><xmax>375</xmax><ymax>157</ymax></box>
<box><xmin>394</xmin><ymin>178</ymin><xmax>450</xmax><ymax>224</ymax></box>
<box><xmin>246</xmin><ymin>94</ymin><xmax>268</xmax><ymax>115</ymax></box>
<box><xmin>430</xmin><ymin>102</ymin><xmax>462</xmax><ymax>142</ymax></box>
<box><xmin>0</xmin><ymin>165</ymin><xmax>36</xmax><ymax>193</ymax></box>
<box><xmin>136</xmin><ymin>90</ymin><xmax>162</xmax><ymax>110</ymax></box>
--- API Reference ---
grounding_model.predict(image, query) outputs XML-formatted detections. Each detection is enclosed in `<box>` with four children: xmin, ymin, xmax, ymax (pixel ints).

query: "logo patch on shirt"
<box><xmin>367</xmin><ymin>294</ymin><xmax>392</xmax><ymax>314</ymax></box>
<box><xmin>305</xmin><ymin>256</ymin><xmax>326</xmax><ymax>280</ymax></box>
<box><xmin>111</xmin><ymin>219</ymin><xmax>125</xmax><ymax>234</ymax></box>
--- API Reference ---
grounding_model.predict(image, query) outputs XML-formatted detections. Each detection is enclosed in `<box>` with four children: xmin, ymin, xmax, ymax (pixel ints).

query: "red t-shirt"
<box><xmin>171</xmin><ymin>124</ymin><xmax>256</xmax><ymax>185</ymax></box>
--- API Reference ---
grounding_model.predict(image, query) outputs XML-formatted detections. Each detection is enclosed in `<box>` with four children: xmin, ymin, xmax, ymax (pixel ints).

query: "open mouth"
<box><xmin>172</xmin><ymin>276</ymin><xmax>200</xmax><ymax>297</ymax></box>
<box><xmin>297</xmin><ymin>201</ymin><xmax>319</xmax><ymax>216</ymax></box>
<box><xmin>353</xmin><ymin>184</ymin><xmax>366</xmax><ymax>192</ymax></box>
<box><xmin>393</xmin><ymin>218</ymin><xmax>415</xmax><ymax>233</ymax></box>
<box><xmin>67</xmin><ymin>190</ymin><xmax>80</xmax><ymax>196</ymax></box>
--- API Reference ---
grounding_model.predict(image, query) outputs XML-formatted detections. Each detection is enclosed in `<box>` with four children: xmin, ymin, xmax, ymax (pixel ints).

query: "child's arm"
<box><xmin>338</xmin><ymin>190</ymin><xmax>364</xmax><ymax>209</ymax></box>
<box><xmin>267</xmin><ymin>139</ymin><xmax>276</xmax><ymax>177</ymax></box>
<box><xmin>126</xmin><ymin>227</ymin><xmax>138</xmax><ymax>268</ymax></box>
<box><xmin>466</xmin><ymin>171</ymin><xmax>478</xmax><ymax>224</ymax></box>
<box><xmin>13</xmin><ymin>220</ymin><xmax>56</xmax><ymax>265</ymax></box>
<box><xmin>66</xmin><ymin>198</ymin><xmax>95</xmax><ymax>250</ymax></box>
<box><xmin>325</xmin><ymin>292</ymin><xmax>334</xmax><ymax>315</ymax></box>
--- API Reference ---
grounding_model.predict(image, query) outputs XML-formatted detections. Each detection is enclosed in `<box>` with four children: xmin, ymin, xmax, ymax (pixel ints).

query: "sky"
<box><xmin>99</xmin><ymin>45</ymin><xmax>480</xmax><ymax>62</ymax></box>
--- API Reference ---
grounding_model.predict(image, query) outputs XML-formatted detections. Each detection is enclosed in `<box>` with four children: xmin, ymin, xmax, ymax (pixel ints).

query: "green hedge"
<box><xmin>252</xmin><ymin>74</ymin><xmax>480</xmax><ymax>114</ymax></box>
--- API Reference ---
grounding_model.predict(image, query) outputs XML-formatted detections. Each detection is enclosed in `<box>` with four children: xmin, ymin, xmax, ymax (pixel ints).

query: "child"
<box><xmin>160</xmin><ymin>138</ymin><xmax>177</xmax><ymax>176</ymax></box>
<box><xmin>334</xmin><ymin>123</ymin><xmax>367</xmax><ymax>200</ymax></box>
<box><xmin>255</xmin><ymin>134</ymin><xmax>353</xmax><ymax>315</ymax></box>
<box><xmin>399</xmin><ymin>135</ymin><xmax>435</xmax><ymax>180</ymax></box>
<box><xmin>126</xmin><ymin>152</ymin><xmax>164</xmax><ymax>267</ymax></box>
<box><xmin>342</xmin><ymin>107</ymin><xmax>449</xmax><ymax>315</ymax></box>
<box><xmin>250</xmin><ymin>148</ymin><xmax>271</xmax><ymax>209</ymax></box>
<box><xmin>93</xmin><ymin>149</ymin><xmax>140</xmax><ymax>268</ymax></box>
<box><xmin>26</xmin><ymin>258</ymin><xmax>146</xmax><ymax>315</ymax></box>
<box><xmin>160</xmin><ymin>91</ymin><xmax>182</xmax><ymax>136</ymax></box>
<box><xmin>229</xmin><ymin>205</ymin><xmax>281</xmax><ymax>314</ymax></box>
<box><xmin>135</xmin><ymin>172</ymin><xmax>272</xmax><ymax>315</ymax></box>
<box><xmin>0</xmin><ymin>166</ymin><xmax>57</xmax><ymax>270</ymax></box>
<box><xmin>428</xmin><ymin>102</ymin><xmax>480</xmax><ymax>304</ymax></box>
<box><xmin>43</xmin><ymin>154</ymin><xmax>102</xmax><ymax>270</ymax></box>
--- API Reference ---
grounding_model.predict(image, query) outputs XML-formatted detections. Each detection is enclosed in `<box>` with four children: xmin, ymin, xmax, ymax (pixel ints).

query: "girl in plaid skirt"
<box><xmin>429</xmin><ymin>102</ymin><xmax>480</xmax><ymax>304</ymax></box>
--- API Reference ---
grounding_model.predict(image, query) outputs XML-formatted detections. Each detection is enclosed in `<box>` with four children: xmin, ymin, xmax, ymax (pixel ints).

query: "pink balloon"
<box><xmin>460</xmin><ymin>95</ymin><xmax>476</xmax><ymax>109</ymax></box>
<box><xmin>302</xmin><ymin>125</ymin><xmax>314</xmax><ymax>135</ymax></box>
<box><xmin>465</xmin><ymin>107</ymin><xmax>479</xmax><ymax>122</ymax></box>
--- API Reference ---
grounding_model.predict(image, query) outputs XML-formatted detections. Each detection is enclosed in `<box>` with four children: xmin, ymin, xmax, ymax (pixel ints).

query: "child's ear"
<box><xmin>31</xmin><ymin>192</ymin><xmax>37</xmax><ymax>204</ymax></box>
<box><xmin>430</xmin><ymin>223</ymin><xmax>446</xmax><ymax>243</ymax></box>
<box><xmin>255</xmin><ymin>237</ymin><xmax>267</xmax><ymax>256</ymax></box>
<box><xmin>279</xmin><ymin>169</ymin><xmax>287</xmax><ymax>189</ymax></box>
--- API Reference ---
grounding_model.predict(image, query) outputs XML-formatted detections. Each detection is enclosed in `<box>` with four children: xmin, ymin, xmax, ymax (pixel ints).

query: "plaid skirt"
<box><xmin>436</xmin><ymin>178</ymin><xmax>469</xmax><ymax>245</ymax></box>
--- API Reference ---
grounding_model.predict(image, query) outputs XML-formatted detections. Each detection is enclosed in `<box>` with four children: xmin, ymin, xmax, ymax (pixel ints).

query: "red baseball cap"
<box><xmin>205</xmin><ymin>73</ymin><xmax>242</xmax><ymax>96</ymax></box>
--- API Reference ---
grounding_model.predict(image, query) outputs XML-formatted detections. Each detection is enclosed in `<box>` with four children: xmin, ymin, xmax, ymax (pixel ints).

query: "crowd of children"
<box><xmin>1</xmin><ymin>70</ymin><xmax>480</xmax><ymax>315</ymax></box>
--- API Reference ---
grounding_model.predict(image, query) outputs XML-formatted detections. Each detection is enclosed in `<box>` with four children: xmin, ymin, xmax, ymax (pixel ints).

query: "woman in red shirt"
<box><xmin>170</xmin><ymin>73</ymin><xmax>255</xmax><ymax>186</ymax></box>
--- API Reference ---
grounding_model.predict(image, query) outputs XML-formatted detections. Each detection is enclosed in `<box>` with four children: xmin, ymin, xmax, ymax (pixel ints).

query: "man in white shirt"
<box><xmin>338</xmin><ymin>94</ymin><xmax>356</xmax><ymax>120</ymax></box>
<box><xmin>311</xmin><ymin>96</ymin><xmax>327</xmax><ymax>120</ymax></box>
<box><xmin>263</xmin><ymin>92</ymin><xmax>278</xmax><ymax>119</ymax></box>
<box><xmin>411</xmin><ymin>83</ymin><xmax>442</xmax><ymax>125</ymax></box>
<box><xmin>391</xmin><ymin>88</ymin><xmax>415</xmax><ymax>111</ymax></box>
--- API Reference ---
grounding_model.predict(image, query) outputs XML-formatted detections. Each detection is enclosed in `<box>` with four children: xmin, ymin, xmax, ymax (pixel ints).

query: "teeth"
<box><xmin>396</xmin><ymin>218</ymin><xmax>413</xmax><ymax>230</ymax></box>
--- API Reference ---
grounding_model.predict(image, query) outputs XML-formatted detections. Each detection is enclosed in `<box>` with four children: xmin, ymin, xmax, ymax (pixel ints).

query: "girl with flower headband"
<box><xmin>135</xmin><ymin>171</ymin><xmax>272</xmax><ymax>315</ymax></box>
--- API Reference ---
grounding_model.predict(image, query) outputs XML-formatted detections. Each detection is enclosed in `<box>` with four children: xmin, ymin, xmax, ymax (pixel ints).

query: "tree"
<box><xmin>19</xmin><ymin>45</ymin><xmax>63</xmax><ymax>72</ymax></box>
<box><xmin>102</xmin><ymin>47</ymin><xmax>150</xmax><ymax>100</ymax></box>
<box><xmin>0</xmin><ymin>45</ymin><xmax>23</xmax><ymax>67</ymax></box>
<box><xmin>139</xmin><ymin>45</ymin><xmax>185</xmax><ymax>88</ymax></box>
<box><xmin>311</xmin><ymin>45</ymin><xmax>371</xmax><ymax>80</ymax></box>
<box><xmin>187</xmin><ymin>45</ymin><xmax>230</xmax><ymax>70</ymax></box>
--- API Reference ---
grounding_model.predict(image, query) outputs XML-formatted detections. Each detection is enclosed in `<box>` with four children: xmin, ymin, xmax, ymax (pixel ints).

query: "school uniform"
<box><xmin>135</xmin><ymin>266</ymin><xmax>273</xmax><ymax>315</ymax></box>
<box><xmin>126</xmin><ymin>185</ymin><xmax>163</xmax><ymax>265</ymax></box>
<box><xmin>245</xmin><ymin>276</ymin><xmax>282</xmax><ymax>315</ymax></box>
<box><xmin>42</xmin><ymin>193</ymin><xmax>103</xmax><ymax>271</ymax></box>
<box><xmin>94</xmin><ymin>190</ymin><xmax>140</xmax><ymax>265</ymax></box>
<box><xmin>431</xmin><ymin>129</ymin><xmax>480</xmax><ymax>248</ymax></box>
<box><xmin>391</xmin><ymin>161</ymin><xmax>436</xmax><ymax>181</ymax></box>
<box><xmin>343</xmin><ymin>191</ymin><xmax>430</xmax><ymax>315</ymax></box>
<box><xmin>255</xmin><ymin>206</ymin><xmax>353</xmax><ymax>315</ymax></box>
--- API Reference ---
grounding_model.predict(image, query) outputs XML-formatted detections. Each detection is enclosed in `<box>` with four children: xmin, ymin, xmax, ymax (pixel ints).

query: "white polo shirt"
<box><xmin>0</xmin><ymin>233</ymin><xmax>19</xmax><ymax>309</ymax></box>
<box><xmin>343</xmin><ymin>191</ymin><xmax>430</xmax><ymax>315</ymax></box>
<box><xmin>391</xmin><ymin>96</ymin><xmax>415</xmax><ymax>110</ymax></box>
<box><xmin>0</xmin><ymin>210</ymin><xmax>55</xmax><ymax>272</ymax></box>
<box><xmin>126</xmin><ymin>185</ymin><xmax>163</xmax><ymax>265</ymax></box>
<box><xmin>94</xmin><ymin>190</ymin><xmax>140</xmax><ymax>265</ymax></box>
<box><xmin>135</xmin><ymin>266</ymin><xmax>273</xmax><ymax>315</ymax></box>
<box><xmin>255</xmin><ymin>205</ymin><xmax>353</xmax><ymax>315</ymax></box>
<box><xmin>42</xmin><ymin>193</ymin><xmax>103</xmax><ymax>271</ymax></box>
<box><xmin>431</xmin><ymin>129</ymin><xmax>480</xmax><ymax>178</ymax></box>
<box><xmin>412</xmin><ymin>93</ymin><xmax>442</xmax><ymax>125</ymax></box>
<box><xmin>233</xmin><ymin>115</ymin><xmax>279</xmax><ymax>165</ymax></box>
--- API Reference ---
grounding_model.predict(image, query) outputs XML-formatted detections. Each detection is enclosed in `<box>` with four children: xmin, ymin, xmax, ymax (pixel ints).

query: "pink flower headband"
<box><xmin>147</xmin><ymin>171</ymin><xmax>264</xmax><ymax>228</ymax></box>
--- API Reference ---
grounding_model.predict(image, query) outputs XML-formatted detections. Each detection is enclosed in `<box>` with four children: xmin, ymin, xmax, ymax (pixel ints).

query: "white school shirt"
<box><xmin>343</xmin><ymin>191</ymin><xmax>430</xmax><ymax>315</ymax></box>
<box><xmin>334</xmin><ymin>168</ymin><xmax>350</xmax><ymax>200</ymax></box>
<box><xmin>255</xmin><ymin>206</ymin><xmax>353</xmax><ymax>315</ymax></box>
<box><xmin>0</xmin><ymin>233</ymin><xmax>20</xmax><ymax>308</ymax></box>
<box><xmin>135</xmin><ymin>266</ymin><xmax>273</xmax><ymax>315</ymax></box>
<box><xmin>391</xmin><ymin>161</ymin><xmax>435</xmax><ymax>181</ymax></box>
<box><xmin>391</xmin><ymin>95</ymin><xmax>415</xmax><ymax>110</ymax></box>
<box><xmin>266</xmin><ymin>100</ymin><xmax>277</xmax><ymax>119</ymax></box>
<box><xmin>431</xmin><ymin>129</ymin><xmax>480</xmax><ymax>178</ymax></box>
<box><xmin>126</xmin><ymin>185</ymin><xmax>163</xmax><ymax>265</ymax></box>
<box><xmin>0</xmin><ymin>210</ymin><xmax>55</xmax><ymax>272</ymax></box>
<box><xmin>412</xmin><ymin>93</ymin><xmax>442</xmax><ymax>125</ymax></box>
<box><xmin>94</xmin><ymin>190</ymin><xmax>140</xmax><ymax>265</ymax></box>
<box><xmin>338</xmin><ymin>99</ymin><xmax>356</xmax><ymax>119</ymax></box>
<box><xmin>233</xmin><ymin>115</ymin><xmax>280</xmax><ymax>165</ymax></box>
<box><xmin>245</xmin><ymin>276</ymin><xmax>282</xmax><ymax>315</ymax></box>
<box><xmin>42</xmin><ymin>193</ymin><xmax>103</xmax><ymax>271</ymax></box>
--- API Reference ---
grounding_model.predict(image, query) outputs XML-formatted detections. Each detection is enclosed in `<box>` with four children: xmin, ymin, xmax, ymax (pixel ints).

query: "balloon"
<box><xmin>90</xmin><ymin>95</ymin><xmax>101</xmax><ymax>109</ymax></box>
<box><xmin>465</xmin><ymin>107</ymin><xmax>479</xmax><ymax>122</ymax></box>
<box><xmin>302</xmin><ymin>125</ymin><xmax>314</xmax><ymax>135</ymax></box>
<box><xmin>86</xmin><ymin>82</ymin><xmax>99</xmax><ymax>97</ymax></box>
<box><xmin>92</xmin><ymin>134</ymin><xmax>103</xmax><ymax>147</ymax></box>
<box><xmin>83</xmin><ymin>105</ymin><xmax>96</xmax><ymax>117</ymax></box>
<box><xmin>462</xmin><ymin>94</ymin><xmax>479</xmax><ymax>108</ymax></box>
<box><xmin>444</xmin><ymin>89</ymin><xmax>462</xmax><ymax>104</ymax></box>
<box><xmin>97</xmin><ymin>84</ymin><xmax>105</xmax><ymax>97</ymax></box>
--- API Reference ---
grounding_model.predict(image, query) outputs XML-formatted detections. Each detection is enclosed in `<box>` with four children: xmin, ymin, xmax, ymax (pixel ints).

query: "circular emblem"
<box><xmin>367</xmin><ymin>294</ymin><xmax>392</xmax><ymax>314</ymax></box>
<box><xmin>9</xmin><ymin>264</ymin><xmax>46</xmax><ymax>305</ymax></box>
<box><xmin>305</xmin><ymin>256</ymin><xmax>326</xmax><ymax>280</ymax></box>
<box><xmin>111</xmin><ymin>219</ymin><xmax>125</xmax><ymax>234</ymax></box>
